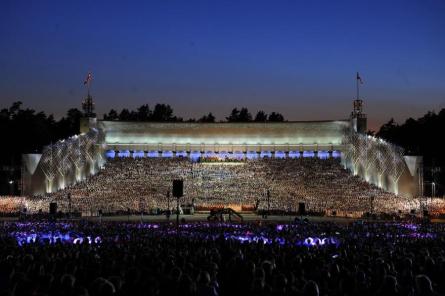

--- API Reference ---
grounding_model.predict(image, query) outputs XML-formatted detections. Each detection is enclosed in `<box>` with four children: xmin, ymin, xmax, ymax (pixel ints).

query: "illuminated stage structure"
<box><xmin>21</xmin><ymin>119</ymin><xmax>422</xmax><ymax>200</ymax></box>
<box><xmin>22</xmin><ymin>129</ymin><xmax>105</xmax><ymax>196</ymax></box>
<box><xmin>98</xmin><ymin>120</ymin><xmax>347</xmax><ymax>157</ymax></box>
<box><xmin>21</xmin><ymin>99</ymin><xmax>422</xmax><ymax>200</ymax></box>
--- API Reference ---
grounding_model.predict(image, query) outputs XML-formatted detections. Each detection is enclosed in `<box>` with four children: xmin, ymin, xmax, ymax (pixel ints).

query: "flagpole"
<box><xmin>82</xmin><ymin>72</ymin><xmax>94</xmax><ymax>117</ymax></box>
<box><xmin>87</xmin><ymin>79</ymin><xmax>91</xmax><ymax>98</ymax></box>
<box><xmin>356</xmin><ymin>72</ymin><xmax>359</xmax><ymax>100</ymax></box>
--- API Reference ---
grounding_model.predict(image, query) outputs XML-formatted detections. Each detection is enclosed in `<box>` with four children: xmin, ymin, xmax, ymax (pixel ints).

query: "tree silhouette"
<box><xmin>136</xmin><ymin>104</ymin><xmax>151</xmax><ymax>121</ymax></box>
<box><xmin>239</xmin><ymin>108</ymin><xmax>252</xmax><ymax>122</ymax></box>
<box><xmin>226</xmin><ymin>108</ymin><xmax>240</xmax><ymax>122</ymax></box>
<box><xmin>268</xmin><ymin>112</ymin><xmax>284</xmax><ymax>122</ymax></box>
<box><xmin>226</xmin><ymin>107</ymin><xmax>252</xmax><ymax>122</ymax></box>
<box><xmin>254</xmin><ymin>110</ymin><xmax>268</xmax><ymax>122</ymax></box>
<box><xmin>118</xmin><ymin>109</ymin><xmax>133</xmax><ymax>121</ymax></box>
<box><xmin>198</xmin><ymin>112</ymin><xmax>215</xmax><ymax>123</ymax></box>
<box><xmin>151</xmin><ymin>104</ymin><xmax>174</xmax><ymax>122</ymax></box>
<box><xmin>377</xmin><ymin>110</ymin><xmax>445</xmax><ymax>195</ymax></box>
<box><xmin>103</xmin><ymin>109</ymin><xmax>119</xmax><ymax>120</ymax></box>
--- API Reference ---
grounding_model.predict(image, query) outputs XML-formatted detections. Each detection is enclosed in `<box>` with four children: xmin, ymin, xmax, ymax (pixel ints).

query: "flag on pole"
<box><xmin>356</xmin><ymin>72</ymin><xmax>363</xmax><ymax>84</ymax></box>
<box><xmin>83</xmin><ymin>72</ymin><xmax>93</xmax><ymax>85</ymax></box>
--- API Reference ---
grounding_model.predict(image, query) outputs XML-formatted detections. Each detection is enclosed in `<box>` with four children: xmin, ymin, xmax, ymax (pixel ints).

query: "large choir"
<box><xmin>12</xmin><ymin>157</ymin><xmax>443</xmax><ymax>217</ymax></box>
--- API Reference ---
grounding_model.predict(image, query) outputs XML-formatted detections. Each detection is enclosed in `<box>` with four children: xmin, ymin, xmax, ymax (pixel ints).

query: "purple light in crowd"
<box><xmin>13</xmin><ymin>231</ymin><xmax>102</xmax><ymax>246</ymax></box>
<box><xmin>226</xmin><ymin>234</ymin><xmax>271</xmax><ymax>245</ymax></box>
<box><xmin>401</xmin><ymin>223</ymin><xmax>418</xmax><ymax>231</ymax></box>
<box><xmin>408</xmin><ymin>232</ymin><xmax>436</xmax><ymax>239</ymax></box>
<box><xmin>301</xmin><ymin>237</ymin><xmax>339</xmax><ymax>247</ymax></box>
<box><xmin>10</xmin><ymin>222</ymin><xmax>435</xmax><ymax>249</ymax></box>
<box><xmin>138</xmin><ymin>223</ymin><xmax>160</xmax><ymax>229</ymax></box>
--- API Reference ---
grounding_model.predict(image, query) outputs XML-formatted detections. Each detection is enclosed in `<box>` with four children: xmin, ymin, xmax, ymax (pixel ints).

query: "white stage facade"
<box><xmin>22</xmin><ymin>116</ymin><xmax>422</xmax><ymax>199</ymax></box>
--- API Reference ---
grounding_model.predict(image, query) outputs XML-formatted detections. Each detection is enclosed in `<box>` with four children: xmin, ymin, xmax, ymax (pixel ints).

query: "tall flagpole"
<box><xmin>356</xmin><ymin>72</ymin><xmax>359</xmax><ymax>100</ymax></box>
<box><xmin>86</xmin><ymin>73</ymin><xmax>91</xmax><ymax>98</ymax></box>
<box><xmin>352</xmin><ymin>72</ymin><xmax>367</xmax><ymax>133</ymax></box>
<box><xmin>87</xmin><ymin>78</ymin><xmax>90</xmax><ymax>98</ymax></box>
<box><xmin>82</xmin><ymin>72</ymin><xmax>95</xmax><ymax>117</ymax></box>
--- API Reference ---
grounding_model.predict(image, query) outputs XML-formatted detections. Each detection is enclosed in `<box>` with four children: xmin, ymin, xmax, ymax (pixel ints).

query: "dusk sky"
<box><xmin>1</xmin><ymin>0</ymin><xmax>444</xmax><ymax>131</ymax></box>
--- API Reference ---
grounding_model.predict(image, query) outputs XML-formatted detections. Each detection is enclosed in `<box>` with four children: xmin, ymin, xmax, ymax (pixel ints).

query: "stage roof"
<box><xmin>98</xmin><ymin>120</ymin><xmax>349</xmax><ymax>147</ymax></box>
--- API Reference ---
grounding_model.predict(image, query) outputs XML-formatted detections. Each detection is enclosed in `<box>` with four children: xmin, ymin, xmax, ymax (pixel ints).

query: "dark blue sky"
<box><xmin>1</xmin><ymin>0</ymin><xmax>444</xmax><ymax>130</ymax></box>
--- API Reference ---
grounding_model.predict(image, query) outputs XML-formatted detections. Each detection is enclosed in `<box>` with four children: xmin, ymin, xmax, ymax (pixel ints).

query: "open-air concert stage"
<box><xmin>18</xmin><ymin>103</ymin><xmax>428</xmax><ymax>219</ymax></box>
<box><xmin>12</xmin><ymin>90</ymin><xmax>439</xmax><ymax>220</ymax></box>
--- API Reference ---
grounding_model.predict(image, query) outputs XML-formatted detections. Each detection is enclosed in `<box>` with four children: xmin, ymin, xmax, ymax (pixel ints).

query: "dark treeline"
<box><xmin>103</xmin><ymin>105</ymin><xmax>284</xmax><ymax>123</ymax></box>
<box><xmin>225</xmin><ymin>108</ymin><xmax>284</xmax><ymax>122</ymax></box>
<box><xmin>103</xmin><ymin>104</ymin><xmax>182</xmax><ymax>122</ymax></box>
<box><xmin>0</xmin><ymin>102</ymin><xmax>82</xmax><ymax>164</ymax></box>
<box><xmin>0</xmin><ymin>102</ymin><xmax>83</xmax><ymax>194</ymax></box>
<box><xmin>376</xmin><ymin>109</ymin><xmax>445</xmax><ymax>196</ymax></box>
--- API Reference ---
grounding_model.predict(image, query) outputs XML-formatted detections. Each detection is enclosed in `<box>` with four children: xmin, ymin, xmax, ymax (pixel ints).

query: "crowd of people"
<box><xmin>0</xmin><ymin>197</ymin><xmax>25</xmax><ymax>216</ymax></box>
<box><xmin>17</xmin><ymin>157</ymin><xmax>444</xmax><ymax>217</ymax></box>
<box><xmin>1</xmin><ymin>220</ymin><xmax>445</xmax><ymax>295</ymax></box>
